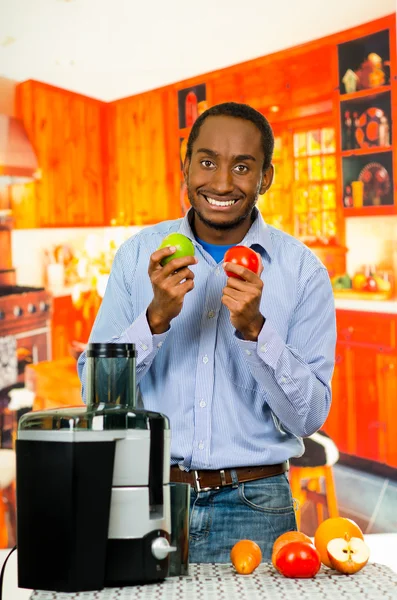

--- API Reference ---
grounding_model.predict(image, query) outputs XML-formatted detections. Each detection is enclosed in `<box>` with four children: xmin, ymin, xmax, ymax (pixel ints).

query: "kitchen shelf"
<box><xmin>333</xmin><ymin>289</ymin><xmax>393</xmax><ymax>301</ymax></box>
<box><xmin>341</xmin><ymin>146</ymin><xmax>392</xmax><ymax>157</ymax></box>
<box><xmin>337</xmin><ymin>24</ymin><xmax>395</xmax><ymax>215</ymax></box>
<box><xmin>340</xmin><ymin>85</ymin><xmax>391</xmax><ymax>102</ymax></box>
<box><xmin>343</xmin><ymin>204</ymin><xmax>397</xmax><ymax>218</ymax></box>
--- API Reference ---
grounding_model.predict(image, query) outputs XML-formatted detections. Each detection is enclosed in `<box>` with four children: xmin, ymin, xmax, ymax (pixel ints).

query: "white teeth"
<box><xmin>206</xmin><ymin>197</ymin><xmax>236</xmax><ymax>207</ymax></box>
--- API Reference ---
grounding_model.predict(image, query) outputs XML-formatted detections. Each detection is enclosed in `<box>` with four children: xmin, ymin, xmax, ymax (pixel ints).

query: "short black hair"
<box><xmin>185</xmin><ymin>102</ymin><xmax>274</xmax><ymax>171</ymax></box>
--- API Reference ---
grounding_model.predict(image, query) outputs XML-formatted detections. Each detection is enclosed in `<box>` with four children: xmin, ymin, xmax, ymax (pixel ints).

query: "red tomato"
<box><xmin>275</xmin><ymin>541</ymin><xmax>321</xmax><ymax>578</ymax></box>
<box><xmin>224</xmin><ymin>246</ymin><xmax>260</xmax><ymax>280</ymax></box>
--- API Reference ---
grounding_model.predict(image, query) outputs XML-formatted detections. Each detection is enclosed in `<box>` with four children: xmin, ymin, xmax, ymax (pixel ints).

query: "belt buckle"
<box><xmin>193</xmin><ymin>470</ymin><xmax>223</xmax><ymax>493</ymax></box>
<box><xmin>193</xmin><ymin>471</ymin><xmax>210</xmax><ymax>493</ymax></box>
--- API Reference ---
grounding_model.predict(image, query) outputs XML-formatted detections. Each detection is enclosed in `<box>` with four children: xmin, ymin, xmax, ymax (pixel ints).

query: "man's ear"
<box><xmin>183</xmin><ymin>157</ymin><xmax>190</xmax><ymax>182</ymax></box>
<box><xmin>259</xmin><ymin>164</ymin><xmax>274</xmax><ymax>195</ymax></box>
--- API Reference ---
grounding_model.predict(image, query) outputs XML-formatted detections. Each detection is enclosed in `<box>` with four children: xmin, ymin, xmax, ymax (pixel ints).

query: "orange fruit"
<box><xmin>314</xmin><ymin>517</ymin><xmax>364</xmax><ymax>568</ymax></box>
<box><xmin>230</xmin><ymin>540</ymin><xmax>262</xmax><ymax>574</ymax></box>
<box><xmin>271</xmin><ymin>531</ymin><xmax>313</xmax><ymax>567</ymax></box>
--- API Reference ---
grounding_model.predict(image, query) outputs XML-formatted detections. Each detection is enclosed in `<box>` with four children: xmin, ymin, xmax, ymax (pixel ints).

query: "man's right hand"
<box><xmin>146</xmin><ymin>246</ymin><xmax>198</xmax><ymax>334</ymax></box>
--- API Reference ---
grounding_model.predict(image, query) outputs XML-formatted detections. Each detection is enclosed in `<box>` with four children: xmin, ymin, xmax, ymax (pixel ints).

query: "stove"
<box><xmin>0</xmin><ymin>285</ymin><xmax>52</xmax><ymax>334</ymax></box>
<box><xmin>0</xmin><ymin>283</ymin><xmax>52</xmax><ymax>402</ymax></box>
<box><xmin>0</xmin><ymin>211</ymin><xmax>53</xmax><ymax>431</ymax></box>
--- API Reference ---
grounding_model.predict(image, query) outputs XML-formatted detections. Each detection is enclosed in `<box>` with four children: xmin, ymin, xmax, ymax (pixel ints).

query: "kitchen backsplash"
<box><xmin>11</xmin><ymin>226</ymin><xmax>144</xmax><ymax>289</ymax></box>
<box><xmin>345</xmin><ymin>216</ymin><xmax>397</xmax><ymax>278</ymax></box>
<box><xmin>10</xmin><ymin>215</ymin><xmax>397</xmax><ymax>291</ymax></box>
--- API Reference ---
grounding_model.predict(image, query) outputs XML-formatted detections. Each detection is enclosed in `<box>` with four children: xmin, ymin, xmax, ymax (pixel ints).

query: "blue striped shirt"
<box><xmin>77</xmin><ymin>209</ymin><xmax>336</xmax><ymax>469</ymax></box>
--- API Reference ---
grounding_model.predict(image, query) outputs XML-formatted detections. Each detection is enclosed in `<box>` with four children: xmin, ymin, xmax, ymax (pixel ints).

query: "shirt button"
<box><xmin>198</xmin><ymin>442</ymin><xmax>205</xmax><ymax>450</ymax></box>
<box><xmin>202</xmin><ymin>355</ymin><xmax>209</xmax><ymax>364</ymax></box>
<box><xmin>207</xmin><ymin>310</ymin><xmax>215</xmax><ymax>319</ymax></box>
<box><xmin>280</xmin><ymin>377</ymin><xmax>287</xmax><ymax>384</ymax></box>
<box><xmin>245</xmin><ymin>350</ymin><xmax>252</xmax><ymax>356</ymax></box>
<box><xmin>140</xmin><ymin>343</ymin><xmax>148</xmax><ymax>351</ymax></box>
<box><xmin>260</xmin><ymin>343</ymin><xmax>268</xmax><ymax>353</ymax></box>
<box><xmin>199</xmin><ymin>400</ymin><xmax>207</xmax><ymax>408</ymax></box>
<box><xmin>157</xmin><ymin>341</ymin><xmax>163</xmax><ymax>348</ymax></box>
<box><xmin>215</xmin><ymin>267</ymin><xmax>221</xmax><ymax>276</ymax></box>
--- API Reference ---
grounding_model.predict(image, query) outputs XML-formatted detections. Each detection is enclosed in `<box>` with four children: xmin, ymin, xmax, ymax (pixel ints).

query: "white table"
<box><xmin>1</xmin><ymin>534</ymin><xmax>396</xmax><ymax>600</ymax></box>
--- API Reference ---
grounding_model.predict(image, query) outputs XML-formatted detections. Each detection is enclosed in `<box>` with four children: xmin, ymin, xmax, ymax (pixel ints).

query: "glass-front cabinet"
<box><xmin>257</xmin><ymin>119</ymin><xmax>346</xmax><ymax>278</ymax></box>
<box><xmin>257</xmin><ymin>133</ymin><xmax>292</xmax><ymax>233</ymax></box>
<box><xmin>293</xmin><ymin>126</ymin><xmax>337</xmax><ymax>243</ymax></box>
<box><xmin>337</xmin><ymin>27</ymin><xmax>395</xmax><ymax>216</ymax></box>
<box><xmin>258</xmin><ymin>124</ymin><xmax>339</xmax><ymax>245</ymax></box>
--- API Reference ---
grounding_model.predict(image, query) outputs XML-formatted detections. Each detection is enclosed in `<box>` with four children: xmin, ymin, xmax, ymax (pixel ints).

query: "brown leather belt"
<box><xmin>170</xmin><ymin>461</ymin><xmax>289</xmax><ymax>492</ymax></box>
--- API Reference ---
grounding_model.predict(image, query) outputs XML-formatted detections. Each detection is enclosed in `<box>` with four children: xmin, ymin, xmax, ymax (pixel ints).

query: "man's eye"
<box><xmin>234</xmin><ymin>165</ymin><xmax>248</xmax><ymax>173</ymax></box>
<box><xmin>200</xmin><ymin>160</ymin><xmax>215</xmax><ymax>169</ymax></box>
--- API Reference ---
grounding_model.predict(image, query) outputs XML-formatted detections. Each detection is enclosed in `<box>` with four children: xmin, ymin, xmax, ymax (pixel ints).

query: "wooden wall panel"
<box><xmin>15</xmin><ymin>81</ymin><xmax>106</xmax><ymax>228</ymax></box>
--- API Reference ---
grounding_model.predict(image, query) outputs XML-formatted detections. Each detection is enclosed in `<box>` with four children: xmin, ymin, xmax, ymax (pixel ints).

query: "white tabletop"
<box><xmin>1</xmin><ymin>534</ymin><xmax>396</xmax><ymax>600</ymax></box>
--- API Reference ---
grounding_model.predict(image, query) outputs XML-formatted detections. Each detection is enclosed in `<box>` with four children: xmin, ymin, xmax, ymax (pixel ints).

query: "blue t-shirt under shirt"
<box><xmin>196</xmin><ymin>237</ymin><xmax>234</xmax><ymax>264</ymax></box>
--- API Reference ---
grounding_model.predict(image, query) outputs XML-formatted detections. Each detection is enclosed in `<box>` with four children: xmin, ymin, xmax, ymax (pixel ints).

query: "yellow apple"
<box><xmin>327</xmin><ymin>536</ymin><xmax>370</xmax><ymax>574</ymax></box>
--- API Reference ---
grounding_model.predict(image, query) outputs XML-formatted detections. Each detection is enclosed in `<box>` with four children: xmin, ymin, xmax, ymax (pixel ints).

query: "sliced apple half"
<box><xmin>327</xmin><ymin>536</ymin><xmax>370</xmax><ymax>574</ymax></box>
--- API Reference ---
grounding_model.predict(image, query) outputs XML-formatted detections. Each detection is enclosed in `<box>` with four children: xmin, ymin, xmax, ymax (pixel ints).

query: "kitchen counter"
<box><xmin>334</xmin><ymin>298</ymin><xmax>397</xmax><ymax>313</ymax></box>
<box><xmin>50</xmin><ymin>289</ymin><xmax>397</xmax><ymax>313</ymax></box>
<box><xmin>1</xmin><ymin>534</ymin><xmax>396</xmax><ymax>600</ymax></box>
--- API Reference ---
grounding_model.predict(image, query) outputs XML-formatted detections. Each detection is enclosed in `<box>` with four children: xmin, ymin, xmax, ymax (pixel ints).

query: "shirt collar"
<box><xmin>178</xmin><ymin>208</ymin><xmax>273</xmax><ymax>260</ymax></box>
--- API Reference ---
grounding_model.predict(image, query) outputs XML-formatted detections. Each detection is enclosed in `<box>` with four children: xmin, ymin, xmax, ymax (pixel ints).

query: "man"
<box><xmin>78</xmin><ymin>102</ymin><xmax>336</xmax><ymax>563</ymax></box>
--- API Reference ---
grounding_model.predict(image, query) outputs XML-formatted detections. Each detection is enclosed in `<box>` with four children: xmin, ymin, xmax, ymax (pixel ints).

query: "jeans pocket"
<box><xmin>238</xmin><ymin>474</ymin><xmax>295</xmax><ymax>514</ymax></box>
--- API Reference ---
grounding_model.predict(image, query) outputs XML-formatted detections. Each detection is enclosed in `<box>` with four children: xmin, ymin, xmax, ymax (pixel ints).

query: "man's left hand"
<box><xmin>222</xmin><ymin>255</ymin><xmax>265</xmax><ymax>341</ymax></box>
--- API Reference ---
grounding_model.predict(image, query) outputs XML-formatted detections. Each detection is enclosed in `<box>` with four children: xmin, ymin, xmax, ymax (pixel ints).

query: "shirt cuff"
<box><xmin>117</xmin><ymin>310</ymin><xmax>170</xmax><ymax>361</ymax></box>
<box><xmin>235</xmin><ymin>318</ymin><xmax>284</xmax><ymax>370</ymax></box>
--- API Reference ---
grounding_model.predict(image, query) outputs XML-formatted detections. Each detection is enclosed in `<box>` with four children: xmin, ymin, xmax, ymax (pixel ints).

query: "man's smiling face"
<box><xmin>183</xmin><ymin>115</ymin><xmax>273</xmax><ymax>242</ymax></box>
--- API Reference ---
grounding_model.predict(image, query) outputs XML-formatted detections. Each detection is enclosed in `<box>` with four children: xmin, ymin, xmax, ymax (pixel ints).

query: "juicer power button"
<box><xmin>151</xmin><ymin>537</ymin><xmax>177</xmax><ymax>561</ymax></box>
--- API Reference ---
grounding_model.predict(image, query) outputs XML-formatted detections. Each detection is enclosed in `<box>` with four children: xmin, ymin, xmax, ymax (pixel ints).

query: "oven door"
<box><xmin>15</xmin><ymin>326</ymin><xmax>51</xmax><ymax>383</ymax></box>
<box><xmin>0</xmin><ymin>327</ymin><xmax>51</xmax><ymax>447</ymax></box>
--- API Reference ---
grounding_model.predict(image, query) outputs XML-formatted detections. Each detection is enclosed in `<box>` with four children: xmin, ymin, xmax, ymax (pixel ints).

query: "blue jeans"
<box><xmin>188</xmin><ymin>473</ymin><xmax>297</xmax><ymax>563</ymax></box>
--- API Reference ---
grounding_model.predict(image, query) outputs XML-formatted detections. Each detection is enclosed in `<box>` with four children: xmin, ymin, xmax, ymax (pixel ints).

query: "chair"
<box><xmin>289</xmin><ymin>431</ymin><xmax>339</xmax><ymax>529</ymax></box>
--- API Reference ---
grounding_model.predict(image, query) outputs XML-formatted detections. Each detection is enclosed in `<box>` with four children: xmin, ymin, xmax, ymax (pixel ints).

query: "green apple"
<box><xmin>158</xmin><ymin>233</ymin><xmax>195</xmax><ymax>266</ymax></box>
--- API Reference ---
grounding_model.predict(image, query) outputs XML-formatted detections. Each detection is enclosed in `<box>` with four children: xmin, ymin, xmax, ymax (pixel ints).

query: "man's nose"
<box><xmin>210</xmin><ymin>166</ymin><xmax>234</xmax><ymax>194</ymax></box>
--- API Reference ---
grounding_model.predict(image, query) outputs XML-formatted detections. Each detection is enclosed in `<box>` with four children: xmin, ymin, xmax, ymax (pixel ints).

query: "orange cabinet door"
<box><xmin>324</xmin><ymin>343</ymin><xmax>355</xmax><ymax>455</ymax></box>
<box><xmin>15</xmin><ymin>81</ymin><xmax>106</xmax><ymax>228</ymax></box>
<box><xmin>376</xmin><ymin>353</ymin><xmax>397</xmax><ymax>468</ymax></box>
<box><xmin>351</xmin><ymin>347</ymin><xmax>381</xmax><ymax>463</ymax></box>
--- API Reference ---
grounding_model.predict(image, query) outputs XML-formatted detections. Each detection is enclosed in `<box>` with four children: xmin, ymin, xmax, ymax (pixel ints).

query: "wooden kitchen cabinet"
<box><xmin>52</xmin><ymin>293</ymin><xmax>98</xmax><ymax>360</ymax></box>
<box><xmin>106</xmin><ymin>87</ymin><xmax>181</xmax><ymax>226</ymax></box>
<box><xmin>323</xmin><ymin>309</ymin><xmax>397</xmax><ymax>469</ymax></box>
<box><xmin>336</xmin><ymin>22</ymin><xmax>397</xmax><ymax>217</ymax></box>
<box><xmin>11</xmin><ymin>15</ymin><xmax>394</xmax><ymax>230</ymax></box>
<box><xmin>14</xmin><ymin>80</ymin><xmax>107</xmax><ymax>228</ymax></box>
<box><xmin>52</xmin><ymin>295</ymin><xmax>76</xmax><ymax>360</ymax></box>
<box><xmin>325</xmin><ymin>343</ymin><xmax>355</xmax><ymax>455</ymax></box>
<box><xmin>376</xmin><ymin>353</ymin><xmax>397</xmax><ymax>468</ymax></box>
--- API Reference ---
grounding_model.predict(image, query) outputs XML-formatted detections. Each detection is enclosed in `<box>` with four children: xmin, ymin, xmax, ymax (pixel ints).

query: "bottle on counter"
<box><xmin>363</xmin><ymin>265</ymin><xmax>378</xmax><ymax>292</ymax></box>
